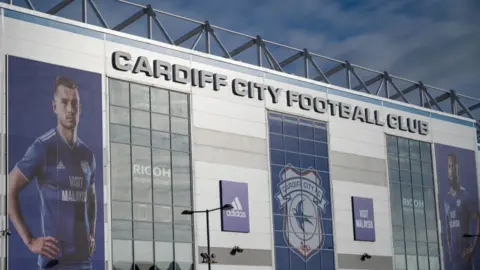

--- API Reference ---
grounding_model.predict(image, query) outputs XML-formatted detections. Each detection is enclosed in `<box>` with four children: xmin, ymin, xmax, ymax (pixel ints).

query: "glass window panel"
<box><xmin>400</xmin><ymin>170</ymin><xmax>411</xmax><ymax>184</ymax></box>
<box><xmin>111</xmin><ymin>143</ymin><xmax>131</xmax><ymax>201</ymax></box>
<box><xmin>418</xmin><ymin>255</ymin><xmax>429</xmax><ymax>270</ymax></box>
<box><xmin>390</xmin><ymin>183</ymin><xmax>403</xmax><ymax>226</ymax></box>
<box><xmin>298</xmin><ymin>122</ymin><xmax>314</xmax><ymax>140</ymax></box>
<box><xmin>314</xmin><ymin>125</ymin><xmax>327</xmax><ymax>142</ymax></box>
<box><xmin>416</xmin><ymin>228</ymin><xmax>427</xmax><ymax>242</ymax></box>
<box><xmin>110</xmin><ymin>124</ymin><xmax>130</xmax><ymax>144</ymax></box>
<box><xmin>411</xmin><ymin>159</ymin><xmax>422</xmax><ymax>173</ymax></box>
<box><xmin>413</xmin><ymin>189</ymin><xmax>426</xmax><ymax>228</ymax></box>
<box><xmin>151</xmin><ymin>87</ymin><xmax>169</xmax><ymax>114</ymax></box>
<box><xmin>424</xmin><ymin>189</ymin><xmax>437</xmax><ymax>229</ymax></box>
<box><xmin>112</xmin><ymin>239</ymin><xmax>132</xmax><ymax>270</ymax></box>
<box><xmin>152</xmin><ymin>149</ymin><xmax>171</xmax><ymax>205</ymax></box>
<box><xmin>133</xmin><ymin>203</ymin><xmax>153</xmax><ymax>221</ymax></box>
<box><xmin>171</xmin><ymin>116</ymin><xmax>189</xmax><ymax>135</ymax></box>
<box><xmin>387</xmin><ymin>135</ymin><xmax>398</xmax><ymax>155</ymax></box>
<box><xmin>174</xmin><ymin>225</ymin><xmax>192</xmax><ymax>243</ymax></box>
<box><xmin>388</xmin><ymin>155</ymin><xmax>399</xmax><ymax>169</ymax></box>
<box><xmin>421</xmin><ymin>161</ymin><xmax>433</xmax><ymax>175</ymax></box>
<box><xmin>151</xmin><ymin>113</ymin><xmax>170</xmax><ymax>132</ymax></box>
<box><xmin>154</xmin><ymin>223</ymin><xmax>173</xmax><ymax>241</ymax></box>
<box><xmin>402</xmin><ymin>185</ymin><xmax>415</xmax><ymax>225</ymax></box>
<box><xmin>112</xmin><ymin>220</ymin><xmax>132</xmax><ymax>239</ymax></box>
<box><xmin>389</xmin><ymin>169</ymin><xmax>400</xmax><ymax>183</ymax></box>
<box><xmin>174</xmin><ymin>242</ymin><xmax>193</xmax><ymax>270</ymax></box>
<box><xmin>429</xmin><ymin>256</ymin><xmax>440</xmax><ymax>270</ymax></box>
<box><xmin>171</xmin><ymin>134</ymin><xmax>189</xmax><ymax>152</ymax></box>
<box><xmin>152</xmin><ymin>131</ymin><xmax>170</xmax><ymax>150</ymax></box>
<box><xmin>134</xmin><ymin>222</ymin><xmax>153</xmax><ymax>240</ymax></box>
<box><xmin>268</xmin><ymin>117</ymin><xmax>283</xmax><ymax>134</ymax></box>
<box><xmin>110</xmin><ymin>106</ymin><xmax>130</xmax><ymax>125</ymax></box>
<box><xmin>173</xmin><ymin>206</ymin><xmax>192</xmax><ymax>224</ymax></box>
<box><xmin>406</xmin><ymin>254</ymin><xmax>418</xmax><ymax>270</ymax></box>
<box><xmin>428</xmin><ymin>243</ymin><xmax>439</xmax><ymax>256</ymax></box>
<box><xmin>420</xmin><ymin>142</ymin><xmax>431</xmax><ymax>161</ymax></box>
<box><xmin>300</xmin><ymin>154</ymin><xmax>315</xmax><ymax>170</ymax></box>
<box><xmin>172</xmin><ymin>151</ymin><xmax>190</xmax><ymax>189</ymax></box>
<box><xmin>134</xmin><ymin>241</ymin><xmax>153</xmax><ymax>269</ymax></box>
<box><xmin>132</xmin><ymin>146</ymin><xmax>152</xmax><ymax>203</ymax></box>
<box><xmin>299</xmin><ymin>139</ymin><xmax>314</xmax><ymax>155</ymax></box>
<box><xmin>315</xmin><ymin>156</ymin><xmax>329</xmax><ymax>172</ymax></box>
<box><xmin>110</xmin><ymin>79</ymin><xmax>129</xmax><ymax>107</ymax></box>
<box><xmin>154</xmin><ymin>205</ymin><xmax>172</xmax><ymax>223</ymax></box>
<box><xmin>394</xmin><ymin>254</ymin><xmax>406</xmax><ymax>270</ymax></box>
<box><xmin>422</xmin><ymin>174</ymin><xmax>434</xmax><ymax>188</ymax></box>
<box><xmin>112</xmin><ymin>201</ymin><xmax>132</xmax><ymax>220</ymax></box>
<box><xmin>131</xmin><ymin>127</ymin><xmax>150</xmax><ymax>147</ymax></box>
<box><xmin>283</xmin><ymin>120</ymin><xmax>298</xmax><ymax>137</ymax></box>
<box><xmin>399</xmin><ymin>158</ymin><xmax>410</xmax><ymax>171</ymax></box>
<box><xmin>131</xmin><ymin>109</ymin><xmax>150</xmax><ymax>129</ymax></box>
<box><xmin>284</xmin><ymin>136</ymin><xmax>299</xmax><ymax>152</ymax></box>
<box><xmin>170</xmin><ymin>91</ymin><xmax>188</xmax><ymax>118</ymax></box>
<box><xmin>417</xmin><ymin>242</ymin><xmax>428</xmax><ymax>255</ymax></box>
<box><xmin>130</xmin><ymin>83</ymin><xmax>150</xmax><ymax>110</ymax></box>
<box><xmin>155</xmin><ymin>242</ymin><xmax>173</xmax><ymax>270</ymax></box>
<box><xmin>394</xmin><ymin>241</ymin><xmax>406</xmax><ymax>254</ymax></box>
<box><xmin>427</xmin><ymin>229</ymin><xmax>438</xmax><ymax>242</ymax></box>
<box><xmin>173</xmin><ymin>188</ymin><xmax>191</xmax><ymax>207</ymax></box>
<box><xmin>409</xmin><ymin>140</ymin><xmax>421</xmax><ymax>160</ymax></box>
<box><xmin>398</xmin><ymin>138</ymin><xmax>409</xmax><ymax>157</ymax></box>
<box><xmin>412</xmin><ymin>173</ymin><xmax>422</xmax><ymax>186</ymax></box>
<box><xmin>270</xmin><ymin>149</ymin><xmax>285</xmax><ymax>165</ymax></box>
<box><xmin>314</xmin><ymin>141</ymin><xmax>328</xmax><ymax>157</ymax></box>
<box><xmin>404</xmin><ymin>226</ymin><xmax>416</xmax><ymax>241</ymax></box>
<box><xmin>405</xmin><ymin>241</ymin><xmax>417</xmax><ymax>255</ymax></box>
<box><xmin>270</xmin><ymin>133</ymin><xmax>284</xmax><ymax>150</ymax></box>
<box><xmin>392</xmin><ymin>226</ymin><xmax>404</xmax><ymax>241</ymax></box>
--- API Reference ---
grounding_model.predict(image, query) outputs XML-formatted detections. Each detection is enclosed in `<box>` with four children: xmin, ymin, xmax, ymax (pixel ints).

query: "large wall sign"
<box><xmin>111</xmin><ymin>51</ymin><xmax>429</xmax><ymax>136</ymax></box>
<box><xmin>219</xmin><ymin>180</ymin><xmax>250</xmax><ymax>233</ymax></box>
<box><xmin>269</xmin><ymin>112</ymin><xmax>335</xmax><ymax>270</ymax></box>
<box><xmin>435</xmin><ymin>144</ymin><xmax>480</xmax><ymax>270</ymax></box>
<box><xmin>351</xmin><ymin>197</ymin><xmax>376</xmax><ymax>242</ymax></box>
<box><xmin>7</xmin><ymin>56</ymin><xmax>105</xmax><ymax>269</ymax></box>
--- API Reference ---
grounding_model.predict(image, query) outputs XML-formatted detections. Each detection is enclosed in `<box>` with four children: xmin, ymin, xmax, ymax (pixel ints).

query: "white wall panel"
<box><xmin>431</xmin><ymin>119</ymin><xmax>476</xmax><ymax>150</ymax></box>
<box><xmin>332</xmin><ymin>181</ymin><xmax>392</xmax><ymax>256</ymax></box>
<box><xmin>193</xmin><ymin>111</ymin><xmax>267</xmax><ymax>139</ymax></box>
<box><xmin>196</xmin><ymin>230</ymin><xmax>272</xmax><ymax>250</ymax></box>
<box><xmin>192</xmin><ymin>95</ymin><xmax>266</xmax><ymax>124</ymax></box>
<box><xmin>264</xmin><ymin>78</ymin><xmax>329</xmax><ymax>122</ymax></box>
<box><xmin>105</xmin><ymin>41</ymin><xmax>191</xmax><ymax>94</ymax></box>
<box><xmin>329</xmin><ymin>136</ymin><xmax>386</xmax><ymax>160</ymax></box>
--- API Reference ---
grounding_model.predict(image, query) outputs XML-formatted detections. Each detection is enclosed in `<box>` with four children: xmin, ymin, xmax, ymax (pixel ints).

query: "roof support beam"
<box><xmin>353</xmin><ymin>74</ymin><xmax>382</xmax><ymax>91</ymax></box>
<box><xmin>174</xmin><ymin>24</ymin><xmax>204</xmax><ymax>46</ymax></box>
<box><xmin>113</xmin><ymin>5</ymin><xmax>152</xmax><ymax>32</ymax></box>
<box><xmin>229</xmin><ymin>39</ymin><xmax>255</xmax><ymax>58</ymax></box>
<box><xmin>279</xmin><ymin>51</ymin><xmax>303</xmax><ymax>68</ymax></box>
<box><xmin>47</xmin><ymin>0</ymin><xmax>75</xmax><ymax>15</ymax></box>
<box><xmin>423</xmin><ymin>92</ymin><xmax>450</xmax><ymax>108</ymax></box>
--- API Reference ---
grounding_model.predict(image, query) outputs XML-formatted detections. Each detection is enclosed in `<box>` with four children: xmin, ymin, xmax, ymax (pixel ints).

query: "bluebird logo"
<box><xmin>226</xmin><ymin>197</ymin><xmax>247</xmax><ymax>218</ymax></box>
<box><xmin>276</xmin><ymin>165</ymin><xmax>328</xmax><ymax>262</ymax></box>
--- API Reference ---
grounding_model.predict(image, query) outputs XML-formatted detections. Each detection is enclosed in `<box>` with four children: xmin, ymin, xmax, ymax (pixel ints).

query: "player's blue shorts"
<box><xmin>38</xmin><ymin>262</ymin><xmax>92</xmax><ymax>270</ymax></box>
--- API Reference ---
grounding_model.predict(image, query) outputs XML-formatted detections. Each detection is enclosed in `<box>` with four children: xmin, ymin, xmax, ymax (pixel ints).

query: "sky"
<box><xmin>7</xmin><ymin>0</ymin><xmax>480</xmax><ymax>112</ymax></box>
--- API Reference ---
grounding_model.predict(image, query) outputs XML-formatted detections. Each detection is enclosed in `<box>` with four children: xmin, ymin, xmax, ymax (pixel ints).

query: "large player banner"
<box><xmin>7</xmin><ymin>56</ymin><xmax>104</xmax><ymax>269</ymax></box>
<box><xmin>435</xmin><ymin>143</ymin><xmax>480</xmax><ymax>270</ymax></box>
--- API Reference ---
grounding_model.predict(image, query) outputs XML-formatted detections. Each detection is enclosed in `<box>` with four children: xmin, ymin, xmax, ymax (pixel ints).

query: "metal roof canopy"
<box><xmin>6</xmin><ymin>0</ymin><xmax>480</xmax><ymax>141</ymax></box>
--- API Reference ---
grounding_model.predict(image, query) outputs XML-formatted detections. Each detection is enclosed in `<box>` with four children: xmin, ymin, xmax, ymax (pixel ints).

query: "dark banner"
<box><xmin>435</xmin><ymin>143</ymin><xmax>480</xmax><ymax>270</ymax></box>
<box><xmin>7</xmin><ymin>56</ymin><xmax>104</xmax><ymax>269</ymax></box>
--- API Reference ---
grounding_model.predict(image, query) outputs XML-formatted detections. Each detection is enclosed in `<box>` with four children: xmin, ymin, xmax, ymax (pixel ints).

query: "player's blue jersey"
<box><xmin>445</xmin><ymin>187</ymin><xmax>474</xmax><ymax>261</ymax></box>
<box><xmin>15</xmin><ymin>128</ymin><xmax>96</xmax><ymax>268</ymax></box>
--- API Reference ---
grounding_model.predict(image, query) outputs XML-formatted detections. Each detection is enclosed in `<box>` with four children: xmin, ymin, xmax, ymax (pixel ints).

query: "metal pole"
<box><xmin>206</xmin><ymin>209</ymin><xmax>211</xmax><ymax>270</ymax></box>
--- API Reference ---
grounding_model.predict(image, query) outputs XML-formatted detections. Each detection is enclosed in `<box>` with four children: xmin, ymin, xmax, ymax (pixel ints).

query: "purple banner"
<box><xmin>219</xmin><ymin>180</ymin><xmax>250</xmax><ymax>233</ymax></box>
<box><xmin>351</xmin><ymin>196</ymin><xmax>375</xmax><ymax>241</ymax></box>
<box><xmin>435</xmin><ymin>144</ymin><xmax>480</xmax><ymax>270</ymax></box>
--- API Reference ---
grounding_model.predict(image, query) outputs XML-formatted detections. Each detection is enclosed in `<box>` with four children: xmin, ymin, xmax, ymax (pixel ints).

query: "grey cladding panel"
<box><xmin>197</xmin><ymin>246</ymin><xmax>272</xmax><ymax>266</ymax></box>
<box><xmin>337</xmin><ymin>253</ymin><xmax>393</xmax><ymax>270</ymax></box>
<box><xmin>193</xmin><ymin>128</ymin><xmax>267</xmax><ymax>155</ymax></box>
<box><xmin>194</xmin><ymin>145</ymin><xmax>267</xmax><ymax>170</ymax></box>
<box><xmin>330</xmin><ymin>151</ymin><xmax>387</xmax><ymax>186</ymax></box>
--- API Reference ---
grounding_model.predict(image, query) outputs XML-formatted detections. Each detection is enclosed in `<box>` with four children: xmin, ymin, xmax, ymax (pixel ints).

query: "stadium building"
<box><xmin>0</xmin><ymin>2</ymin><xmax>480</xmax><ymax>270</ymax></box>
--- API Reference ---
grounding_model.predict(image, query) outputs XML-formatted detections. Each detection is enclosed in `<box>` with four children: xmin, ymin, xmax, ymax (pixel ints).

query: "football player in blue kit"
<box><xmin>444</xmin><ymin>154</ymin><xmax>480</xmax><ymax>270</ymax></box>
<box><xmin>7</xmin><ymin>76</ymin><xmax>97</xmax><ymax>270</ymax></box>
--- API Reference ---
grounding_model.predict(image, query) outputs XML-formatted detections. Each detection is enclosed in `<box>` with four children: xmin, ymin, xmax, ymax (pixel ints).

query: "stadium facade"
<box><xmin>0</xmin><ymin>3</ymin><xmax>479</xmax><ymax>270</ymax></box>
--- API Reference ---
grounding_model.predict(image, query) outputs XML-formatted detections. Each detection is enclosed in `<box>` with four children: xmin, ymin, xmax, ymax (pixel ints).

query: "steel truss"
<box><xmin>5</xmin><ymin>0</ymin><xmax>480</xmax><ymax>141</ymax></box>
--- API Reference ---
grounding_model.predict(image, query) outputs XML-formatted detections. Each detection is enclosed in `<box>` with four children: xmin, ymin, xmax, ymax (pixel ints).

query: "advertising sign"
<box><xmin>219</xmin><ymin>180</ymin><xmax>250</xmax><ymax>233</ymax></box>
<box><xmin>7</xmin><ymin>56</ymin><xmax>104</xmax><ymax>269</ymax></box>
<box><xmin>435</xmin><ymin>143</ymin><xmax>480</xmax><ymax>270</ymax></box>
<box><xmin>351</xmin><ymin>196</ymin><xmax>375</xmax><ymax>241</ymax></box>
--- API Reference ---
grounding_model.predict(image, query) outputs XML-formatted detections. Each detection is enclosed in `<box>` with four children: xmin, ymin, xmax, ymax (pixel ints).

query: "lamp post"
<box><xmin>182</xmin><ymin>204</ymin><xmax>233</xmax><ymax>270</ymax></box>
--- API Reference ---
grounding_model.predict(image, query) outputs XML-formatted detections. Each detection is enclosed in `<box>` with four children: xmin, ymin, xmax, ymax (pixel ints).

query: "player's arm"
<box><xmin>444</xmin><ymin>202</ymin><xmax>452</xmax><ymax>260</ymax></box>
<box><xmin>7</xmin><ymin>141</ymin><xmax>59</xmax><ymax>259</ymax></box>
<box><xmin>87</xmin><ymin>154</ymin><xmax>97</xmax><ymax>256</ymax></box>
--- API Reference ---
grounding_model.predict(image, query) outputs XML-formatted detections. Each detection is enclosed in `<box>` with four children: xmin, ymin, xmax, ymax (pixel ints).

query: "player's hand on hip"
<box><xmin>89</xmin><ymin>235</ymin><xmax>96</xmax><ymax>256</ymax></box>
<box><xmin>27</xmin><ymin>236</ymin><xmax>59</xmax><ymax>259</ymax></box>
